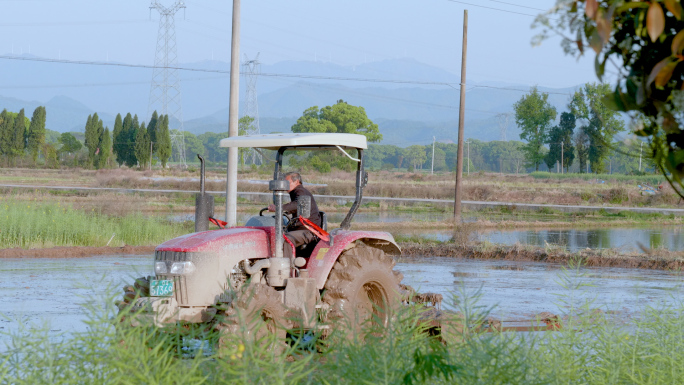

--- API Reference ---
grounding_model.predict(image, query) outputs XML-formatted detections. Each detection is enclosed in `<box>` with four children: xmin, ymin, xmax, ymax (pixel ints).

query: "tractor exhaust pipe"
<box><xmin>195</xmin><ymin>154</ymin><xmax>214</xmax><ymax>232</ymax></box>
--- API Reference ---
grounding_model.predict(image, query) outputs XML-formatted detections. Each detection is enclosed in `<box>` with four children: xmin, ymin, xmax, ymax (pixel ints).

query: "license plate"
<box><xmin>150</xmin><ymin>279</ymin><xmax>174</xmax><ymax>297</ymax></box>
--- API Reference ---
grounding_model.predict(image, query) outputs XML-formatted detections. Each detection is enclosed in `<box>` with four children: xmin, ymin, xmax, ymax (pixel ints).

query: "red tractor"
<box><xmin>119</xmin><ymin>133</ymin><xmax>405</xmax><ymax>343</ymax></box>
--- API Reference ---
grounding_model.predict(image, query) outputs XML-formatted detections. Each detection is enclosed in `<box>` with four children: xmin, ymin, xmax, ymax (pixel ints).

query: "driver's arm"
<box><xmin>282</xmin><ymin>201</ymin><xmax>297</xmax><ymax>214</ymax></box>
<box><xmin>267</xmin><ymin>202</ymin><xmax>297</xmax><ymax>213</ymax></box>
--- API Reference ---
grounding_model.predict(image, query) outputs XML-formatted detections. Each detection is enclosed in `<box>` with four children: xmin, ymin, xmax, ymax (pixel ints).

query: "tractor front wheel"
<box><xmin>217</xmin><ymin>283</ymin><xmax>291</xmax><ymax>353</ymax></box>
<box><xmin>323</xmin><ymin>243</ymin><xmax>403</xmax><ymax>332</ymax></box>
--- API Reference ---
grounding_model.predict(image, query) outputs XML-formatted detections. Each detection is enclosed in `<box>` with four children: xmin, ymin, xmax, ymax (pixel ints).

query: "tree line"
<box><xmin>0</xmin><ymin>106</ymin><xmax>47</xmax><ymax>166</ymax></box>
<box><xmin>0</xmin><ymin>97</ymin><xmax>653</xmax><ymax>175</ymax></box>
<box><xmin>514</xmin><ymin>83</ymin><xmax>630</xmax><ymax>174</ymax></box>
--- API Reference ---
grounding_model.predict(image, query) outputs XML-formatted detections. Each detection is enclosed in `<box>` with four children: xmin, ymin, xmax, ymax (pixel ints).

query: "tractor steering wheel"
<box><xmin>259</xmin><ymin>207</ymin><xmax>291</xmax><ymax>226</ymax></box>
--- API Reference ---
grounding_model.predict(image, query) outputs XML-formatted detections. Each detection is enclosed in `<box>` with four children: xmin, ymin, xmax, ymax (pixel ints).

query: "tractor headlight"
<box><xmin>170</xmin><ymin>261</ymin><xmax>196</xmax><ymax>275</ymax></box>
<box><xmin>154</xmin><ymin>261</ymin><xmax>168</xmax><ymax>274</ymax></box>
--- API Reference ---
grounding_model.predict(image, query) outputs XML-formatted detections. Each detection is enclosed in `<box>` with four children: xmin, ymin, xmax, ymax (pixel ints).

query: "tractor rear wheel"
<box><xmin>217</xmin><ymin>283</ymin><xmax>291</xmax><ymax>353</ymax></box>
<box><xmin>323</xmin><ymin>243</ymin><xmax>403</xmax><ymax>332</ymax></box>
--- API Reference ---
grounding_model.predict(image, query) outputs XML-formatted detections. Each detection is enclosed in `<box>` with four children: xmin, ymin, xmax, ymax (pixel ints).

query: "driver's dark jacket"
<box><xmin>283</xmin><ymin>184</ymin><xmax>321</xmax><ymax>231</ymax></box>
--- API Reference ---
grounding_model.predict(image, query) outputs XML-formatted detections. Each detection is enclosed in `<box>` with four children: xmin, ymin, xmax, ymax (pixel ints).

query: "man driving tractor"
<box><xmin>267</xmin><ymin>172</ymin><xmax>321</xmax><ymax>259</ymax></box>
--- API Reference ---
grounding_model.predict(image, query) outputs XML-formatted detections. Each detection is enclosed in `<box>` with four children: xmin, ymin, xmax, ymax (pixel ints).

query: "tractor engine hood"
<box><xmin>154</xmin><ymin>228</ymin><xmax>272</xmax><ymax>307</ymax></box>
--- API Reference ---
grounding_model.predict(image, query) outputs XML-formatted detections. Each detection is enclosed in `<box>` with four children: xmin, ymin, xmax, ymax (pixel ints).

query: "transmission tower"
<box><xmin>242</xmin><ymin>53</ymin><xmax>261</xmax><ymax>164</ymax></box>
<box><xmin>496</xmin><ymin>113</ymin><xmax>512</xmax><ymax>141</ymax></box>
<box><xmin>148</xmin><ymin>0</ymin><xmax>186</xmax><ymax>168</ymax></box>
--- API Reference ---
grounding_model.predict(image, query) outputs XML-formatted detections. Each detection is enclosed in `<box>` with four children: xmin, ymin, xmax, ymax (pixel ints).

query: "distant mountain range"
<box><xmin>0</xmin><ymin>55</ymin><xmax>580</xmax><ymax>144</ymax></box>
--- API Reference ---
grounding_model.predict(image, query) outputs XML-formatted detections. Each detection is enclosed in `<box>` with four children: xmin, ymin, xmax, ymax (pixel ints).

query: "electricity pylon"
<box><xmin>148</xmin><ymin>0</ymin><xmax>186</xmax><ymax>167</ymax></box>
<box><xmin>496</xmin><ymin>112</ymin><xmax>512</xmax><ymax>142</ymax></box>
<box><xmin>242</xmin><ymin>53</ymin><xmax>261</xmax><ymax>164</ymax></box>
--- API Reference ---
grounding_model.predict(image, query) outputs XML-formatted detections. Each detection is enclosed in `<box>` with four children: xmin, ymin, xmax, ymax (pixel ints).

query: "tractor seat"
<box><xmin>296</xmin><ymin>211</ymin><xmax>327</xmax><ymax>258</ymax></box>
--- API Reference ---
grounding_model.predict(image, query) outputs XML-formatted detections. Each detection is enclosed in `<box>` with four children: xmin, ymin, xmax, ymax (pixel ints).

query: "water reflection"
<box><xmin>398</xmin><ymin>227</ymin><xmax>684</xmax><ymax>253</ymax></box>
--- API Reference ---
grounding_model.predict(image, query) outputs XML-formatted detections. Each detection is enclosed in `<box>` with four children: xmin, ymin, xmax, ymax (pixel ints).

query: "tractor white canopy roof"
<box><xmin>219</xmin><ymin>133</ymin><xmax>367</xmax><ymax>150</ymax></box>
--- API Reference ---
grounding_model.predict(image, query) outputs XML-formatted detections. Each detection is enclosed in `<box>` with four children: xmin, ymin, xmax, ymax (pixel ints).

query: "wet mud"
<box><xmin>0</xmin><ymin>245</ymin><xmax>155</xmax><ymax>259</ymax></box>
<box><xmin>400</xmin><ymin>243</ymin><xmax>684</xmax><ymax>271</ymax></box>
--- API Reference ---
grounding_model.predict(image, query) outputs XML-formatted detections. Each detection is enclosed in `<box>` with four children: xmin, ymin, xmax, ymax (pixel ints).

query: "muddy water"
<box><xmin>1</xmin><ymin>254</ymin><xmax>682</xmax><ymax>346</ymax></box>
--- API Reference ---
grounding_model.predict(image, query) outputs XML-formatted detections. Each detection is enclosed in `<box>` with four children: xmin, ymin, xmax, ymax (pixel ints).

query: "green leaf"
<box><xmin>616</xmin><ymin>2</ymin><xmax>650</xmax><ymax>14</ymax></box>
<box><xmin>594</xmin><ymin>54</ymin><xmax>607</xmax><ymax>79</ymax></box>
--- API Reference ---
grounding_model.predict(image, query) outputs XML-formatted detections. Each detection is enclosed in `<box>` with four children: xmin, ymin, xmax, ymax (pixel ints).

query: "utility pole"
<box><xmin>454</xmin><ymin>10</ymin><xmax>467</xmax><ymax>223</ymax></box>
<box><xmin>431</xmin><ymin>136</ymin><xmax>435</xmax><ymax>175</ymax></box>
<box><xmin>561</xmin><ymin>140</ymin><xmax>564</xmax><ymax>174</ymax></box>
<box><xmin>225</xmin><ymin>0</ymin><xmax>241</xmax><ymax>227</ymax></box>
<box><xmin>149</xmin><ymin>141</ymin><xmax>154</xmax><ymax>170</ymax></box>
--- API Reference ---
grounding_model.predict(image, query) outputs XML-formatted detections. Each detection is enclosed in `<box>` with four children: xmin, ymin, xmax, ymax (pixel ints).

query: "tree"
<box><xmin>135</xmin><ymin>121</ymin><xmax>151</xmax><ymax>169</ymax></box>
<box><xmin>405</xmin><ymin>145</ymin><xmax>428</xmax><ymax>170</ymax></box>
<box><xmin>575</xmin><ymin>129</ymin><xmax>590</xmax><ymax>173</ymax></box>
<box><xmin>514</xmin><ymin>86</ymin><xmax>557</xmax><ymax>170</ymax></box>
<box><xmin>156</xmin><ymin>114</ymin><xmax>171</xmax><ymax>168</ymax></box>
<box><xmin>238</xmin><ymin>115</ymin><xmax>254</xmax><ymax>167</ymax></box>
<box><xmin>27</xmin><ymin>106</ymin><xmax>46</xmax><ymax>163</ymax></box>
<box><xmin>568</xmin><ymin>83</ymin><xmax>624</xmax><ymax>174</ymax></box>
<box><xmin>147</xmin><ymin>111</ymin><xmax>159</xmax><ymax>157</ymax></box>
<box><xmin>9</xmin><ymin>109</ymin><xmax>26</xmax><ymax>165</ymax></box>
<box><xmin>119</xmin><ymin>113</ymin><xmax>138</xmax><ymax>168</ymax></box>
<box><xmin>84</xmin><ymin>113</ymin><xmax>99</xmax><ymax>166</ymax></box>
<box><xmin>545</xmin><ymin>112</ymin><xmax>576</xmax><ymax>172</ymax></box>
<box><xmin>96</xmin><ymin>127</ymin><xmax>111</xmax><ymax>169</ymax></box>
<box><xmin>535</xmin><ymin>1</ymin><xmax>684</xmax><ymax>189</ymax></box>
<box><xmin>198</xmin><ymin>131</ymin><xmax>225</xmax><ymax>163</ymax></box>
<box><xmin>183</xmin><ymin>131</ymin><xmax>205</xmax><ymax>162</ymax></box>
<box><xmin>58</xmin><ymin>132</ymin><xmax>82</xmax><ymax>154</ymax></box>
<box><xmin>0</xmin><ymin>110</ymin><xmax>12</xmax><ymax>165</ymax></box>
<box><xmin>291</xmin><ymin>100</ymin><xmax>382</xmax><ymax>142</ymax></box>
<box><xmin>112</xmin><ymin>113</ymin><xmax>125</xmax><ymax>166</ymax></box>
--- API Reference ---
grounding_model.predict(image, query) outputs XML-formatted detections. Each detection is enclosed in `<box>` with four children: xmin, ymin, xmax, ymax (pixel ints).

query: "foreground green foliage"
<box><xmin>2</xmin><ymin>269</ymin><xmax>683</xmax><ymax>384</ymax></box>
<box><xmin>0</xmin><ymin>199</ymin><xmax>190</xmax><ymax>248</ymax></box>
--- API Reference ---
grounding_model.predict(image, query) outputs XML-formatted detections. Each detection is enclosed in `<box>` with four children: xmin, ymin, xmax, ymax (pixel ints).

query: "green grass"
<box><xmin>2</xmin><ymin>267</ymin><xmax>684</xmax><ymax>384</ymax></box>
<box><xmin>0</xmin><ymin>200</ymin><xmax>191</xmax><ymax>248</ymax></box>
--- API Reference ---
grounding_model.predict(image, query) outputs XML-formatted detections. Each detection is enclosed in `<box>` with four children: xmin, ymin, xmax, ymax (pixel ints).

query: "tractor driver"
<box><xmin>267</xmin><ymin>172</ymin><xmax>321</xmax><ymax>259</ymax></box>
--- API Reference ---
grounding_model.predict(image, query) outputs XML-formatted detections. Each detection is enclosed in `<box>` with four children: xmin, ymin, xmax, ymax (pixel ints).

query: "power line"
<box><xmin>444</xmin><ymin>0</ymin><xmax>540</xmax><ymax>17</ymax></box>
<box><xmin>0</xmin><ymin>20</ymin><xmax>149</xmax><ymax>27</ymax></box>
<box><xmin>0</xmin><ymin>55</ymin><xmax>572</xmax><ymax>96</ymax></box>
<box><xmin>0</xmin><ymin>54</ymin><xmax>452</xmax><ymax>87</ymax></box>
<box><xmin>486</xmin><ymin>0</ymin><xmax>547</xmax><ymax>12</ymax></box>
<box><xmin>471</xmin><ymin>84</ymin><xmax>573</xmax><ymax>96</ymax></box>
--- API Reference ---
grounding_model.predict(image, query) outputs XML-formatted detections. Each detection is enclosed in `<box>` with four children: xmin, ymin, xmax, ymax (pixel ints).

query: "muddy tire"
<box><xmin>323</xmin><ymin>243</ymin><xmax>403</xmax><ymax>331</ymax></box>
<box><xmin>217</xmin><ymin>283</ymin><xmax>291</xmax><ymax>353</ymax></box>
<box><xmin>116</xmin><ymin>276</ymin><xmax>149</xmax><ymax>313</ymax></box>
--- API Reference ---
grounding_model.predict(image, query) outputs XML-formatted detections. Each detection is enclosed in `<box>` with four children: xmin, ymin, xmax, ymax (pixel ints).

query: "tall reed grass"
<box><xmin>0</xmin><ymin>199</ymin><xmax>190</xmax><ymax>248</ymax></box>
<box><xmin>2</xmin><ymin>263</ymin><xmax>683</xmax><ymax>384</ymax></box>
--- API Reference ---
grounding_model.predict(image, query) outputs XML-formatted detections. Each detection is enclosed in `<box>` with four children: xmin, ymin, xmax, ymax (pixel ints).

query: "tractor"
<box><xmin>118</xmin><ymin>133</ymin><xmax>406</xmax><ymax>344</ymax></box>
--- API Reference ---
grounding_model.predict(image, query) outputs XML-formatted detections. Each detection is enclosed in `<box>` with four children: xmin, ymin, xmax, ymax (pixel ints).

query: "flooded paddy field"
<box><xmin>397</xmin><ymin>226</ymin><xmax>684</xmax><ymax>253</ymax></box>
<box><xmin>2</xmin><ymin>254</ymin><xmax>682</xmax><ymax>345</ymax></box>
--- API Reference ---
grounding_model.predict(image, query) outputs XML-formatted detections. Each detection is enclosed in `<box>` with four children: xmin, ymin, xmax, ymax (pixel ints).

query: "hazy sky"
<box><xmin>0</xmin><ymin>0</ymin><xmax>597</xmax><ymax>89</ymax></box>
